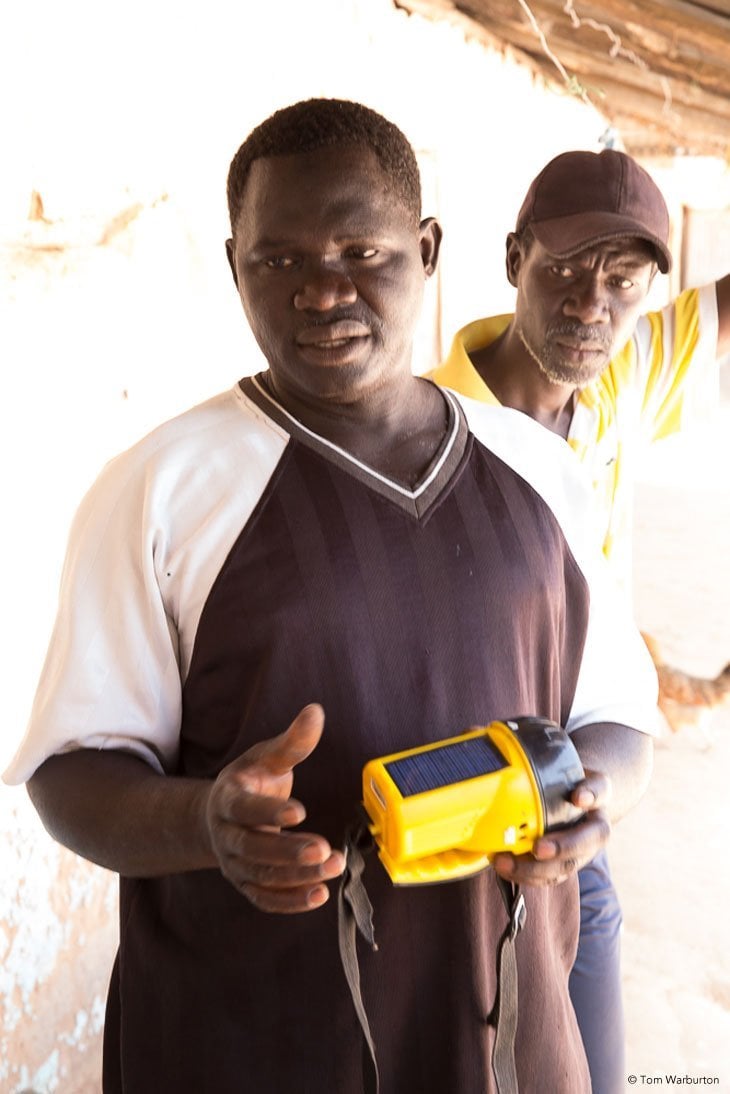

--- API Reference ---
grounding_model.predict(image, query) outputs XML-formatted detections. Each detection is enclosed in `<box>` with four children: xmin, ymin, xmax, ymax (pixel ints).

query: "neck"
<box><xmin>261</xmin><ymin>368</ymin><xmax>406</xmax><ymax>436</ymax></box>
<box><xmin>260</xmin><ymin>371</ymin><xmax>450</xmax><ymax>488</ymax></box>
<box><xmin>470</xmin><ymin>325</ymin><xmax>577</xmax><ymax>440</ymax></box>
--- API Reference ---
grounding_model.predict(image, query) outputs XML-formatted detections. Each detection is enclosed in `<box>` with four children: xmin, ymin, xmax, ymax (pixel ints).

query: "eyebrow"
<box><xmin>603</xmin><ymin>252</ymin><xmax>655</xmax><ymax>270</ymax></box>
<box><xmin>552</xmin><ymin>248</ymin><xmax>655</xmax><ymax>270</ymax></box>
<box><xmin>250</xmin><ymin>228</ymin><xmax>398</xmax><ymax>252</ymax></box>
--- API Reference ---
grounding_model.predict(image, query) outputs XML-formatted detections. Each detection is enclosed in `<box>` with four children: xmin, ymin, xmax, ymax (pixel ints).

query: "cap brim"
<box><xmin>530</xmin><ymin>211</ymin><xmax>672</xmax><ymax>274</ymax></box>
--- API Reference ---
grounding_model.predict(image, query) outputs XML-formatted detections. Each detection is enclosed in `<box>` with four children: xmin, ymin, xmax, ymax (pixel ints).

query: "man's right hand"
<box><xmin>205</xmin><ymin>703</ymin><xmax>345</xmax><ymax>913</ymax></box>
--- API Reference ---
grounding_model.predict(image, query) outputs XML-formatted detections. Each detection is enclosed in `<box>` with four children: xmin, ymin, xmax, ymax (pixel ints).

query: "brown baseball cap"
<box><xmin>515</xmin><ymin>149</ymin><xmax>672</xmax><ymax>273</ymax></box>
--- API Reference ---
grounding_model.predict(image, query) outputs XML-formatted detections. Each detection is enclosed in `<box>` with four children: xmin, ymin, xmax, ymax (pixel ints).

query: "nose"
<box><xmin>293</xmin><ymin>260</ymin><xmax>357</xmax><ymax>312</ymax></box>
<box><xmin>562</xmin><ymin>279</ymin><xmax>610</xmax><ymax>325</ymax></box>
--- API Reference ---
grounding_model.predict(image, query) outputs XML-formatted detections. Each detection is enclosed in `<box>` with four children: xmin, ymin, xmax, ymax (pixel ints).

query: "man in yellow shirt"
<box><xmin>430</xmin><ymin>148</ymin><xmax>730</xmax><ymax>1094</ymax></box>
<box><xmin>432</xmin><ymin>149</ymin><xmax>730</xmax><ymax>590</ymax></box>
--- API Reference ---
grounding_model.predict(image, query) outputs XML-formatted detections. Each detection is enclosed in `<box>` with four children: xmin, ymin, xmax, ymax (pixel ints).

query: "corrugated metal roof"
<box><xmin>396</xmin><ymin>0</ymin><xmax>730</xmax><ymax>157</ymax></box>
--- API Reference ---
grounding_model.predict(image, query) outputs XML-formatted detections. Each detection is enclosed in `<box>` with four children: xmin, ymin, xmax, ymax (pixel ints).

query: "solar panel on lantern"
<box><xmin>385</xmin><ymin>736</ymin><xmax>508</xmax><ymax>797</ymax></box>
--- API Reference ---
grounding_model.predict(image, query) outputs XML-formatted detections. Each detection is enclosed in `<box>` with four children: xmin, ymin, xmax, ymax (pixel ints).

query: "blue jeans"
<box><xmin>569</xmin><ymin>850</ymin><xmax>624</xmax><ymax>1094</ymax></box>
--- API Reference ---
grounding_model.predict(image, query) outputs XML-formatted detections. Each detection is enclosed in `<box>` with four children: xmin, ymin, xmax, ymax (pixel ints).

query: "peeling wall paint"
<box><xmin>1</xmin><ymin>795</ymin><xmax>115</xmax><ymax>1092</ymax></box>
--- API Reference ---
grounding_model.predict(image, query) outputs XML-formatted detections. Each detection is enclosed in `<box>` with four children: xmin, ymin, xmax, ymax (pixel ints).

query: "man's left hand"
<box><xmin>491</xmin><ymin>770</ymin><xmax>611</xmax><ymax>887</ymax></box>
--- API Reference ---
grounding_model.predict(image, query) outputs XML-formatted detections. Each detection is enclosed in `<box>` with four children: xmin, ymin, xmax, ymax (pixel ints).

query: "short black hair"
<box><xmin>226</xmin><ymin>98</ymin><xmax>422</xmax><ymax>235</ymax></box>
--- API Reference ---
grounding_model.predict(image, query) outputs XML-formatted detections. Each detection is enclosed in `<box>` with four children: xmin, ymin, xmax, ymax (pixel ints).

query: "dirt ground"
<box><xmin>613</xmin><ymin>438</ymin><xmax>730</xmax><ymax>1090</ymax></box>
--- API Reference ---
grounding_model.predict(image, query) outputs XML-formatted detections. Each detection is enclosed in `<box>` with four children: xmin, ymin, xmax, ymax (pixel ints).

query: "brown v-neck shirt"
<box><xmin>102</xmin><ymin>377</ymin><xmax>591</xmax><ymax>1092</ymax></box>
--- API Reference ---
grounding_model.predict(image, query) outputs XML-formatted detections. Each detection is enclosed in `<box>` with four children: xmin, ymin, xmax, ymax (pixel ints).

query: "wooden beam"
<box><xmin>396</xmin><ymin>0</ymin><xmax>730</xmax><ymax>154</ymax></box>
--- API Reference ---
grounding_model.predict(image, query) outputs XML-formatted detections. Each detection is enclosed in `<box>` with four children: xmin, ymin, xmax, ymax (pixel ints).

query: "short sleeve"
<box><xmin>3</xmin><ymin>454</ymin><xmax>184</xmax><ymax>784</ymax></box>
<box><xmin>633</xmin><ymin>284</ymin><xmax>719</xmax><ymax>443</ymax></box>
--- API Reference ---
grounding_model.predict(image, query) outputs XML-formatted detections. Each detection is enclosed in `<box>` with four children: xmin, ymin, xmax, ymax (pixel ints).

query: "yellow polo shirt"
<box><xmin>430</xmin><ymin>286</ymin><xmax>719</xmax><ymax>588</ymax></box>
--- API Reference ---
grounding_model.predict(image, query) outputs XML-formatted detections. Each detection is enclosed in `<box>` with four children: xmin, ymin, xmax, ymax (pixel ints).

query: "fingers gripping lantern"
<box><xmin>361</xmin><ymin>716</ymin><xmax>585</xmax><ymax>885</ymax></box>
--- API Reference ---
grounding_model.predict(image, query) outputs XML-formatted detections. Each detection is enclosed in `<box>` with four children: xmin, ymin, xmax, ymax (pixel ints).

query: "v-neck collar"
<box><xmin>238</xmin><ymin>373</ymin><xmax>470</xmax><ymax>519</ymax></box>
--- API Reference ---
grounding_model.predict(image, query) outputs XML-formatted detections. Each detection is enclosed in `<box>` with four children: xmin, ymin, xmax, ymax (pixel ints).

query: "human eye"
<box><xmin>263</xmin><ymin>255</ymin><xmax>297</xmax><ymax>270</ymax></box>
<box><xmin>604</xmin><ymin>269</ymin><xmax>637</xmax><ymax>290</ymax></box>
<box><xmin>346</xmin><ymin>245</ymin><xmax>379</xmax><ymax>259</ymax></box>
<box><xmin>549</xmin><ymin>264</ymin><xmax>575</xmax><ymax>279</ymax></box>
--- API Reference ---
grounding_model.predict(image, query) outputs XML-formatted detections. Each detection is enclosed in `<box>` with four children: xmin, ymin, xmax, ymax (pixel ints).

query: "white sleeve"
<box><xmin>632</xmin><ymin>283</ymin><xmax>720</xmax><ymax>440</ymax></box>
<box><xmin>454</xmin><ymin>395</ymin><xmax>659</xmax><ymax>735</ymax></box>
<box><xmin>3</xmin><ymin>386</ymin><xmax>289</xmax><ymax>785</ymax></box>
<box><xmin>4</xmin><ymin>452</ymin><xmax>184</xmax><ymax>782</ymax></box>
<box><xmin>563</xmin><ymin>545</ymin><xmax>661</xmax><ymax>736</ymax></box>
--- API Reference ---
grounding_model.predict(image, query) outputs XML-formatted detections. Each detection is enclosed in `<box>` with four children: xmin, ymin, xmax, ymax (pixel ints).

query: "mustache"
<box><xmin>546</xmin><ymin>320</ymin><xmax>612</xmax><ymax>349</ymax></box>
<box><xmin>297</xmin><ymin>309</ymin><xmax>374</xmax><ymax>330</ymax></box>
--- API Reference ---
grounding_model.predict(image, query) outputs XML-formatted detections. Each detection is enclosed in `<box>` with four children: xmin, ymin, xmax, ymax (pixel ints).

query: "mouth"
<box><xmin>296</xmin><ymin>320</ymin><xmax>371</xmax><ymax>349</ymax></box>
<box><xmin>553</xmin><ymin>339</ymin><xmax>608</xmax><ymax>362</ymax></box>
<box><xmin>549</xmin><ymin>322</ymin><xmax>610</xmax><ymax>359</ymax></box>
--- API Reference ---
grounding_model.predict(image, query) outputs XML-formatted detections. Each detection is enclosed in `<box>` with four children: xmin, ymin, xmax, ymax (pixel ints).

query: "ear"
<box><xmin>505</xmin><ymin>232</ymin><xmax>523</xmax><ymax>289</ymax></box>
<box><xmin>225</xmin><ymin>238</ymin><xmax>239</xmax><ymax>289</ymax></box>
<box><xmin>418</xmin><ymin>217</ymin><xmax>443</xmax><ymax>278</ymax></box>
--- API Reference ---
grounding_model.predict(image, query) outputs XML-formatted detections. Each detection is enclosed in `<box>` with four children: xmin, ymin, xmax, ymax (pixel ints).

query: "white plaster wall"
<box><xmin>3</xmin><ymin>0</ymin><xmax>725</xmax><ymax>1089</ymax></box>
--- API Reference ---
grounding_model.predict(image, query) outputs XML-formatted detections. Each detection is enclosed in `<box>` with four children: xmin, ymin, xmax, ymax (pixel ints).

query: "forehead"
<box><xmin>236</xmin><ymin>144</ymin><xmax>412</xmax><ymax>243</ymax></box>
